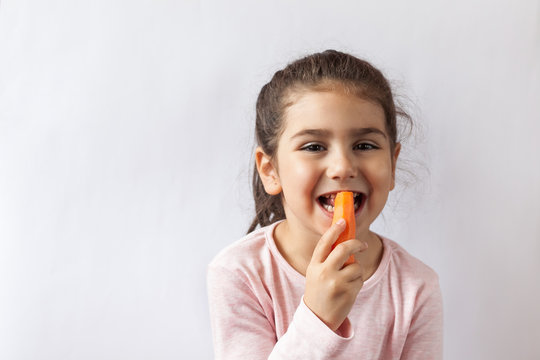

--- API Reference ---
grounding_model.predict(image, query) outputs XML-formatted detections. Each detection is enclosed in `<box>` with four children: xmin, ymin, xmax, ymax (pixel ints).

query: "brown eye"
<box><xmin>301</xmin><ymin>143</ymin><xmax>325</xmax><ymax>152</ymax></box>
<box><xmin>354</xmin><ymin>143</ymin><xmax>378</xmax><ymax>151</ymax></box>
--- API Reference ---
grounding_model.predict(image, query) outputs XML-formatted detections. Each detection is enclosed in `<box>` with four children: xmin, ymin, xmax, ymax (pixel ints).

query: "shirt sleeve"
<box><xmin>207</xmin><ymin>264</ymin><xmax>354</xmax><ymax>360</ymax></box>
<box><xmin>400</xmin><ymin>274</ymin><xmax>444</xmax><ymax>359</ymax></box>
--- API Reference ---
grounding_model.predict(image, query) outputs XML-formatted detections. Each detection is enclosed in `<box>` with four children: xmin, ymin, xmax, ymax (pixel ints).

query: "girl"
<box><xmin>207</xmin><ymin>50</ymin><xmax>443</xmax><ymax>359</ymax></box>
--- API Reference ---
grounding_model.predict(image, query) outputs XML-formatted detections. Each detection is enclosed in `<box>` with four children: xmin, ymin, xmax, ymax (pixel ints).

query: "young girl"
<box><xmin>207</xmin><ymin>50</ymin><xmax>443</xmax><ymax>359</ymax></box>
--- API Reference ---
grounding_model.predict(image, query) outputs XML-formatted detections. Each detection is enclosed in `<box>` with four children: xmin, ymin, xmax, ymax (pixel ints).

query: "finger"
<box><xmin>349</xmin><ymin>274</ymin><xmax>365</xmax><ymax>293</ymax></box>
<box><xmin>325</xmin><ymin>239</ymin><xmax>368</xmax><ymax>270</ymax></box>
<box><xmin>340</xmin><ymin>262</ymin><xmax>364</xmax><ymax>282</ymax></box>
<box><xmin>311</xmin><ymin>219</ymin><xmax>346</xmax><ymax>264</ymax></box>
<box><xmin>348</xmin><ymin>243</ymin><xmax>368</xmax><ymax>266</ymax></box>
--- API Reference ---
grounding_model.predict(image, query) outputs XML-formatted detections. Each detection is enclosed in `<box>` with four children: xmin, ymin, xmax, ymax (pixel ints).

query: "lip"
<box><xmin>316</xmin><ymin>190</ymin><xmax>366</xmax><ymax>218</ymax></box>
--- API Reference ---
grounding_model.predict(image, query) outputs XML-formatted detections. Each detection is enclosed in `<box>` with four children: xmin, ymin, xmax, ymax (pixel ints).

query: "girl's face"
<box><xmin>259</xmin><ymin>89</ymin><xmax>400</xmax><ymax>240</ymax></box>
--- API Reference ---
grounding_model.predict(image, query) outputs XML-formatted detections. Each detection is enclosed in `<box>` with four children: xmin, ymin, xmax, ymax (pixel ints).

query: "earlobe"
<box><xmin>390</xmin><ymin>143</ymin><xmax>401</xmax><ymax>191</ymax></box>
<box><xmin>255</xmin><ymin>147</ymin><xmax>282</xmax><ymax>195</ymax></box>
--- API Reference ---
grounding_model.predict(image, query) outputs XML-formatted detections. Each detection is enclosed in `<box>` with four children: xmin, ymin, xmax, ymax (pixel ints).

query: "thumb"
<box><xmin>310</xmin><ymin>219</ymin><xmax>346</xmax><ymax>264</ymax></box>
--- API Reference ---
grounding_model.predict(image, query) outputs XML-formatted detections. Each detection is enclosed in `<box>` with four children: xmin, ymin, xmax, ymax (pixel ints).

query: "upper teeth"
<box><xmin>321</xmin><ymin>192</ymin><xmax>361</xmax><ymax>198</ymax></box>
<box><xmin>320</xmin><ymin>192</ymin><xmax>362</xmax><ymax>213</ymax></box>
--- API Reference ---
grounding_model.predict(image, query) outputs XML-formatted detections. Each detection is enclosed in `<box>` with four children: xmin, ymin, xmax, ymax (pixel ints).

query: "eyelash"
<box><xmin>354</xmin><ymin>143</ymin><xmax>379</xmax><ymax>151</ymax></box>
<box><xmin>300</xmin><ymin>143</ymin><xmax>379</xmax><ymax>152</ymax></box>
<box><xmin>301</xmin><ymin>143</ymin><xmax>326</xmax><ymax>152</ymax></box>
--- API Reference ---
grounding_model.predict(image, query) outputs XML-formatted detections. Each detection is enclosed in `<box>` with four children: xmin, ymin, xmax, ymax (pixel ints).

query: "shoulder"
<box><xmin>207</xmin><ymin>222</ymin><xmax>276</xmax><ymax>280</ymax></box>
<box><xmin>206</xmin><ymin>222</ymin><xmax>282</xmax><ymax>312</ymax></box>
<box><xmin>383</xmin><ymin>237</ymin><xmax>440</xmax><ymax>291</ymax></box>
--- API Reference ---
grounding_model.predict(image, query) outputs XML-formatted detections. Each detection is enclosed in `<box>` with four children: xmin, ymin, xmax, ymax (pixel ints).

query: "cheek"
<box><xmin>365</xmin><ymin>159</ymin><xmax>395</xmax><ymax>190</ymax></box>
<box><xmin>280</xmin><ymin>158</ymin><xmax>319</xmax><ymax>197</ymax></box>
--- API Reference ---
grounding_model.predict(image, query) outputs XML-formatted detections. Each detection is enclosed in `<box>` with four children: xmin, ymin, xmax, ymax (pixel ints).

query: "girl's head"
<box><xmin>248</xmin><ymin>50</ymin><xmax>409</xmax><ymax>234</ymax></box>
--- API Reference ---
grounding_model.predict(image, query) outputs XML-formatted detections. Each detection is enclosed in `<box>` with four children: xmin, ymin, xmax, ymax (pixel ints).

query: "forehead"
<box><xmin>282</xmin><ymin>90</ymin><xmax>386</xmax><ymax>137</ymax></box>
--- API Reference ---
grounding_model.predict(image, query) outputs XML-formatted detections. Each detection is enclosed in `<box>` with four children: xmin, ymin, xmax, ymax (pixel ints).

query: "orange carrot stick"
<box><xmin>331</xmin><ymin>191</ymin><xmax>356</xmax><ymax>266</ymax></box>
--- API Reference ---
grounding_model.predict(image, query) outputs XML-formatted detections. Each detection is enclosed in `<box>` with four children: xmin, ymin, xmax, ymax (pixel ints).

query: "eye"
<box><xmin>301</xmin><ymin>143</ymin><xmax>326</xmax><ymax>152</ymax></box>
<box><xmin>354</xmin><ymin>142</ymin><xmax>379</xmax><ymax>151</ymax></box>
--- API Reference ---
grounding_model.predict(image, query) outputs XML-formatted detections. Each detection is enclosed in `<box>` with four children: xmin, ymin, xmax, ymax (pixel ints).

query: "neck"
<box><xmin>274</xmin><ymin>220</ymin><xmax>318</xmax><ymax>275</ymax></box>
<box><xmin>273</xmin><ymin>220</ymin><xmax>384</xmax><ymax>279</ymax></box>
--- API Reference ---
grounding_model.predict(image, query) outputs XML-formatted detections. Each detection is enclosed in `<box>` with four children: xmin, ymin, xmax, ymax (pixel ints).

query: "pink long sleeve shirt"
<box><xmin>207</xmin><ymin>221</ymin><xmax>443</xmax><ymax>359</ymax></box>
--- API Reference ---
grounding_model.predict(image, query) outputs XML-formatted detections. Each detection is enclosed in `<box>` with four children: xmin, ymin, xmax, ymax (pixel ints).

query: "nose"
<box><xmin>326</xmin><ymin>149</ymin><xmax>357</xmax><ymax>180</ymax></box>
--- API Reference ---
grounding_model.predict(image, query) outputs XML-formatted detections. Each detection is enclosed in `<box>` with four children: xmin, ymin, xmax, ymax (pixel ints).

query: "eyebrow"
<box><xmin>290</xmin><ymin>127</ymin><xmax>388</xmax><ymax>140</ymax></box>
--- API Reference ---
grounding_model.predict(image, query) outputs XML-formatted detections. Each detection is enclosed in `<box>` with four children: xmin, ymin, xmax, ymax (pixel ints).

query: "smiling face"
<box><xmin>256</xmin><ymin>88</ymin><xmax>400</xmax><ymax>241</ymax></box>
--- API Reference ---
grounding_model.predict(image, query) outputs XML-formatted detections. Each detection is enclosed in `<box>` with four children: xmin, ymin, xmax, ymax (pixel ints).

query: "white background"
<box><xmin>1</xmin><ymin>0</ymin><xmax>539</xmax><ymax>359</ymax></box>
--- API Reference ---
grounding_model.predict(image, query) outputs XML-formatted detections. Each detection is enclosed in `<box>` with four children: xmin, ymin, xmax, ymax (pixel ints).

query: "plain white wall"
<box><xmin>1</xmin><ymin>0</ymin><xmax>539</xmax><ymax>359</ymax></box>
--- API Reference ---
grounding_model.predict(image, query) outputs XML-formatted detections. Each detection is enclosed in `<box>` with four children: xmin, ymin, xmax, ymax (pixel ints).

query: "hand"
<box><xmin>303</xmin><ymin>219</ymin><xmax>368</xmax><ymax>332</ymax></box>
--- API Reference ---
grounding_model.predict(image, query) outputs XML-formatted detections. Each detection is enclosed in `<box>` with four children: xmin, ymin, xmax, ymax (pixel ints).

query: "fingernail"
<box><xmin>363</xmin><ymin>242</ymin><xmax>369</xmax><ymax>249</ymax></box>
<box><xmin>336</xmin><ymin>218</ymin><xmax>345</xmax><ymax>226</ymax></box>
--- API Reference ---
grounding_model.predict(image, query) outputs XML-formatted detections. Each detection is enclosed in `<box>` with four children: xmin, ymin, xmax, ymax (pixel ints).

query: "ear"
<box><xmin>390</xmin><ymin>143</ymin><xmax>401</xmax><ymax>191</ymax></box>
<box><xmin>255</xmin><ymin>146</ymin><xmax>282</xmax><ymax>195</ymax></box>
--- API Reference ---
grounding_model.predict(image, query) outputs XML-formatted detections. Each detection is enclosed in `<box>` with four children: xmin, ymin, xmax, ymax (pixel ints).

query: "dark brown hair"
<box><xmin>248</xmin><ymin>49</ymin><xmax>411</xmax><ymax>233</ymax></box>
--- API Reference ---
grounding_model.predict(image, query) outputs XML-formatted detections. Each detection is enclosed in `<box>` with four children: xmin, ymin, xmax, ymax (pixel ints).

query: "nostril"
<box><xmin>327</xmin><ymin>163</ymin><xmax>357</xmax><ymax>179</ymax></box>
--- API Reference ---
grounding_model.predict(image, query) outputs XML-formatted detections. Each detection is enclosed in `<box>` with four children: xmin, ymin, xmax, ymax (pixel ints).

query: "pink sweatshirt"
<box><xmin>207</xmin><ymin>221</ymin><xmax>443</xmax><ymax>359</ymax></box>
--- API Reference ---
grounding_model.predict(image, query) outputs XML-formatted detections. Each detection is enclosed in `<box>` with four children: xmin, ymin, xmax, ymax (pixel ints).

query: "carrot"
<box><xmin>331</xmin><ymin>191</ymin><xmax>356</xmax><ymax>266</ymax></box>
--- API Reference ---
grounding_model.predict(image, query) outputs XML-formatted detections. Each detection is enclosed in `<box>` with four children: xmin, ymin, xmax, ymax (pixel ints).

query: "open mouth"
<box><xmin>317</xmin><ymin>192</ymin><xmax>364</xmax><ymax>214</ymax></box>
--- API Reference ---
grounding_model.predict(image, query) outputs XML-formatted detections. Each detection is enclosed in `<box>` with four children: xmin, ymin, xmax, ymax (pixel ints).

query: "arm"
<box><xmin>207</xmin><ymin>265</ymin><xmax>276</xmax><ymax>359</ymax></box>
<box><xmin>400</xmin><ymin>275</ymin><xmax>444</xmax><ymax>359</ymax></box>
<box><xmin>207</xmin><ymin>221</ymin><xmax>366</xmax><ymax>359</ymax></box>
<box><xmin>207</xmin><ymin>265</ymin><xmax>355</xmax><ymax>360</ymax></box>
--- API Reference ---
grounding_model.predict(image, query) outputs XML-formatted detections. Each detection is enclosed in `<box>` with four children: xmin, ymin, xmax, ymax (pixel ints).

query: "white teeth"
<box><xmin>323</xmin><ymin>192</ymin><xmax>360</xmax><ymax>198</ymax></box>
<box><xmin>320</xmin><ymin>192</ymin><xmax>363</xmax><ymax>213</ymax></box>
